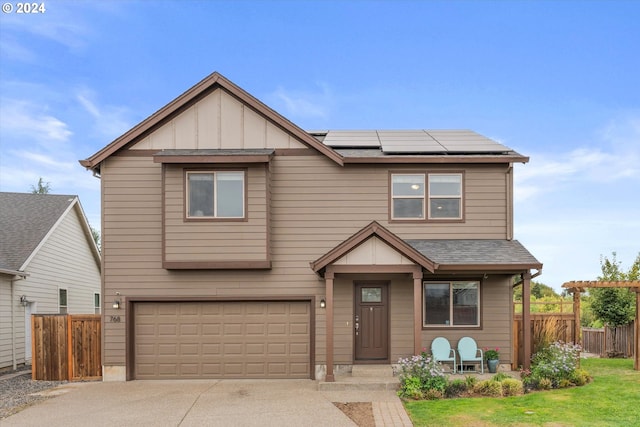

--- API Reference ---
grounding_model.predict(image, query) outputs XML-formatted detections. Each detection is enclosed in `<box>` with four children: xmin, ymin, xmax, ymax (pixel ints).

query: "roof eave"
<box><xmin>436</xmin><ymin>263</ymin><xmax>543</xmax><ymax>272</ymax></box>
<box><xmin>341</xmin><ymin>154</ymin><xmax>529</xmax><ymax>164</ymax></box>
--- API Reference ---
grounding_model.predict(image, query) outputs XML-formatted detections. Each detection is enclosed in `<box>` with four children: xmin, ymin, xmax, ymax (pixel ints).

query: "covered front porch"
<box><xmin>310</xmin><ymin>221</ymin><xmax>542</xmax><ymax>382</ymax></box>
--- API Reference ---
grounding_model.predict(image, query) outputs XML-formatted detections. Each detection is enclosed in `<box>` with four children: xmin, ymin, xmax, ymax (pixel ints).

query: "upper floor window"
<box><xmin>186</xmin><ymin>171</ymin><xmax>245</xmax><ymax>219</ymax></box>
<box><xmin>391</xmin><ymin>174</ymin><xmax>425</xmax><ymax>219</ymax></box>
<box><xmin>391</xmin><ymin>172</ymin><xmax>463</xmax><ymax>220</ymax></box>
<box><xmin>428</xmin><ymin>173</ymin><xmax>462</xmax><ymax>219</ymax></box>
<box><xmin>59</xmin><ymin>288</ymin><xmax>68</xmax><ymax>314</ymax></box>
<box><xmin>423</xmin><ymin>281</ymin><xmax>479</xmax><ymax>327</ymax></box>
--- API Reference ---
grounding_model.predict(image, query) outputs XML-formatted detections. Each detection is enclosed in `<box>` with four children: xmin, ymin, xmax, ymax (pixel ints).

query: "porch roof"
<box><xmin>310</xmin><ymin>221</ymin><xmax>542</xmax><ymax>277</ymax></box>
<box><xmin>406</xmin><ymin>239</ymin><xmax>542</xmax><ymax>271</ymax></box>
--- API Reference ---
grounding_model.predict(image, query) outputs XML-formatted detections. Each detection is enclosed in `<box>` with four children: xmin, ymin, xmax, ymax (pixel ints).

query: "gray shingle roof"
<box><xmin>406</xmin><ymin>239</ymin><xmax>542</xmax><ymax>268</ymax></box>
<box><xmin>0</xmin><ymin>192</ymin><xmax>76</xmax><ymax>271</ymax></box>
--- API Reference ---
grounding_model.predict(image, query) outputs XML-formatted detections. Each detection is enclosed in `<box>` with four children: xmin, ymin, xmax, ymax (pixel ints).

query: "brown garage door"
<box><xmin>134</xmin><ymin>301</ymin><xmax>310</xmax><ymax>379</ymax></box>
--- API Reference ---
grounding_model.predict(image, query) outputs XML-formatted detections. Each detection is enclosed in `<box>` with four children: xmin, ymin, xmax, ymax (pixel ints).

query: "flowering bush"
<box><xmin>484</xmin><ymin>348</ymin><xmax>500</xmax><ymax>360</ymax></box>
<box><xmin>397</xmin><ymin>350</ymin><xmax>447</xmax><ymax>398</ymax></box>
<box><xmin>521</xmin><ymin>341</ymin><xmax>590</xmax><ymax>390</ymax></box>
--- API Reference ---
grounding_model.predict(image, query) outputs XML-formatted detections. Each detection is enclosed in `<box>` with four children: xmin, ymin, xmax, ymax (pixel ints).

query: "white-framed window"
<box><xmin>186</xmin><ymin>171</ymin><xmax>245</xmax><ymax>219</ymax></box>
<box><xmin>59</xmin><ymin>288</ymin><xmax>68</xmax><ymax>314</ymax></box>
<box><xmin>423</xmin><ymin>281</ymin><xmax>479</xmax><ymax>327</ymax></box>
<box><xmin>391</xmin><ymin>174</ymin><xmax>425</xmax><ymax>219</ymax></box>
<box><xmin>94</xmin><ymin>293</ymin><xmax>100</xmax><ymax>314</ymax></box>
<box><xmin>428</xmin><ymin>173</ymin><xmax>462</xmax><ymax>219</ymax></box>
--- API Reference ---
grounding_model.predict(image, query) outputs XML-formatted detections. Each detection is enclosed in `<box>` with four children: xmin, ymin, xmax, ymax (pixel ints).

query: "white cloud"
<box><xmin>0</xmin><ymin>99</ymin><xmax>72</xmax><ymax>143</ymax></box>
<box><xmin>514</xmin><ymin>115</ymin><xmax>640</xmax><ymax>203</ymax></box>
<box><xmin>76</xmin><ymin>88</ymin><xmax>132</xmax><ymax>139</ymax></box>
<box><xmin>268</xmin><ymin>83</ymin><xmax>334</xmax><ymax>120</ymax></box>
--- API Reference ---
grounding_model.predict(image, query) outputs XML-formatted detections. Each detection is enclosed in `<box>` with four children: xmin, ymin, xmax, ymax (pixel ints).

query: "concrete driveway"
<box><xmin>2</xmin><ymin>379</ymin><xmax>406</xmax><ymax>426</ymax></box>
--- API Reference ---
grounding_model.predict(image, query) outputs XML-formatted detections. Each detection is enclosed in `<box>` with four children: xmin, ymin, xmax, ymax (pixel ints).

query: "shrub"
<box><xmin>473</xmin><ymin>380</ymin><xmax>503</xmax><ymax>397</ymax></box>
<box><xmin>538</xmin><ymin>377</ymin><xmax>552</xmax><ymax>390</ymax></box>
<box><xmin>445</xmin><ymin>379</ymin><xmax>468</xmax><ymax>398</ymax></box>
<box><xmin>501</xmin><ymin>378</ymin><xmax>524</xmax><ymax>396</ymax></box>
<box><xmin>491</xmin><ymin>372</ymin><xmax>511</xmax><ymax>382</ymax></box>
<box><xmin>398</xmin><ymin>375</ymin><xmax>423</xmax><ymax>399</ymax></box>
<box><xmin>423</xmin><ymin>389</ymin><xmax>444</xmax><ymax>400</ymax></box>
<box><xmin>465</xmin><ymin>375</ymin><xmax>478</xmax><ymax>389</ymax></box>
<box><xmin>528</xmin><ymin>341</ymin><xmax>584</xmax><ymax>388</ymax></box>
<box><xmin>569</xmin><ymin>369</ymin><xmax>592</xmax><ymax>386</ymax></box>
<box><xmin>397</xmin><ymin>352</ymin><xmax>447</xmax><ymax>398</ymax></box>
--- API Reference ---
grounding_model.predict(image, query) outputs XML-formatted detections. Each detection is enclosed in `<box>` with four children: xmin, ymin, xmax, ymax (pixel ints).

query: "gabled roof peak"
<box><xmin>80</xmin><ymin>72</ymin><xmax>344</xmax><ymax>171</ymax></box>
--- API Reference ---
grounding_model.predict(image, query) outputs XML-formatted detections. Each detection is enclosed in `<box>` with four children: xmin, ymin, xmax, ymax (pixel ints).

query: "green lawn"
<box><xmin>403</xmin><ymin>358</ymin><xmax>640</xmax><ymax>427</ymax></box>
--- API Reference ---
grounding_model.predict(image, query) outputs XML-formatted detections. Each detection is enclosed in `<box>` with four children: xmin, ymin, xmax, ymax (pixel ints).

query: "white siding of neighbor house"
<box><xmin>0</xmin><ymin>275</ymin><xmax>13</xmax><ymax>368</ymax></box>
<box><xmin>0</xmin><ymin>205</ymin><xmax>101</xmax><ymax>369</ymax></box>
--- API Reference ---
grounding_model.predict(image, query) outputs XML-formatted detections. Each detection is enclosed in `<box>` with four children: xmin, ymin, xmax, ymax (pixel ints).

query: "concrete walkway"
<box><xmin>2</xmin><ymin>379</ymin><xmax>412</xmax><ymax>427</ymax></box>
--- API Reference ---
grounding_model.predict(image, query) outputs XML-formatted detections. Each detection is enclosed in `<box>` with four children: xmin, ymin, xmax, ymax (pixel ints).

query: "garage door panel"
<box><xmin>134</xmin><ymin>301</ymin><xmax>310</xmax><ymax>379</ymax></box>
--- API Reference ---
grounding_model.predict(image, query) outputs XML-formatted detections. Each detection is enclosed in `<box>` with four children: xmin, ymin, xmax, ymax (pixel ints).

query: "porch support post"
<box><xmin>325</xmin><ymin>270</ymin><xmax>335</xmax><ymax>382</ymax></box>
<box><xmin>635</xmin><ymin>289</ymin><xmax>640</xmax><ymax>370</ymax></box>
<box><xmin>522</xmin><ymin>271</ymin><xmax>532</xmax><ymax>370</ymax></box>
<box><xmin>413</xmin><ymin>268</ymin><xmax>423</xmax><ymax>355</ymax></box>
<box><xmin>572</xmin><ymin>288</ymin><xmax>582</xmax><ymax>347</ymax></box>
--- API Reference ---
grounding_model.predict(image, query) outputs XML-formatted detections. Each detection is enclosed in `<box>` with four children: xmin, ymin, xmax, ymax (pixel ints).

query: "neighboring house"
<box><xmin>0</xmin><ymin>192</ymin><xmax>101</xmax><ymax>371</ymax></box>
<box><xmin>80</xmin><ymin>72</ymin><xmax>542</xmax><ymax>382</ymax></box>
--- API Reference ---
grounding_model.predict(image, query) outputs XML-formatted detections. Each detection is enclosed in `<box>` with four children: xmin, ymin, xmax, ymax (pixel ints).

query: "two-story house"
<box><xmin>80</xmin><ymin>72</ymin><xmax>541</xmax><ymax>381</ymax></box>
<box><xmin>0</xmin><ymin>192</ymin><xmax>101</xmax><ymax>371</ymax></box>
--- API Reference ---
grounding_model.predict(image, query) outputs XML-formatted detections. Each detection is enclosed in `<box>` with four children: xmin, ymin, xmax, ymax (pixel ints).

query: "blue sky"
<box><xmin>1</xmin><ymin>0</ymin><xmax>638</xmax><ymax>291</ymax></box>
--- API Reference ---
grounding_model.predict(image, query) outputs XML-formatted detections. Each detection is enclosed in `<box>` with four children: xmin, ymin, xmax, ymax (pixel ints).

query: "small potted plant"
<box><xmin>484</xmin><ymin>348</ymin><xmax>500</xmax><ymax>373</ymax></box>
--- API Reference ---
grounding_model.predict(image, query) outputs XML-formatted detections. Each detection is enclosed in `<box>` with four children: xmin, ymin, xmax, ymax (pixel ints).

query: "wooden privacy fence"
<box><xmin>582</xmin><ymin>322</ymin><xmax>635</xmax><ymax>357</ymax></box>
<box><xmin>513</xmin><ymin>313</ymin><xmax>575</xmax><ymax>369</ymax></box>
<box><xmin>32</xmin><ymin>314</ymin><xmax>101</xmax><ymax>381</ymax></box>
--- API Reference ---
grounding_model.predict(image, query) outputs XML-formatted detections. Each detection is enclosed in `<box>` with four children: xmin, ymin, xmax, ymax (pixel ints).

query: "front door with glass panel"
<box><xmin>354</xmin><ymin>282</ymin><xmax>389</xmax><ymax>362</ymax></box>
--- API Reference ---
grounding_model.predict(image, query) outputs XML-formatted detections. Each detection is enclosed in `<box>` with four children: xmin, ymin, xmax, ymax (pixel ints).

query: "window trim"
<box><xmin>422</xmin><ymin>280</ymin><xmax>481</xmax><ymax>329</ymax></box>
<box><xmin>389</xmin><ymin>172</ymin><xmax>426</xmax><ymax>221</ymax></box>
<box><xmin>184</xmin><ymin>168</ymin><xmax>248</xmax><ymax>221</ymax></box>
<box><xmin>427</xmin><ymin>172</ymin><xmax>464</xmax><ymax>221</ymax></box>
<box><xmin>59</xmin><ymin>288</ymin><xmax>68</xmax><ymax>314</ymax></box>
<box><xmin>389</xmin><ymin>170</ymin><xmax>465</xmax><ymax>223</ymax></box>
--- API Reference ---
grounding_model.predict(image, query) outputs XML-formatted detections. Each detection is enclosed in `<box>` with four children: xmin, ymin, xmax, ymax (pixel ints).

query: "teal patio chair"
<box><xmin>457</xmin><ymin>336</ymin><xmax>484</xmax><ymax>373</ymax></box>
<box><xmin>430</xmin><ymin>337</ymin><xmax>457</xmax><ymax>373</ymax></box>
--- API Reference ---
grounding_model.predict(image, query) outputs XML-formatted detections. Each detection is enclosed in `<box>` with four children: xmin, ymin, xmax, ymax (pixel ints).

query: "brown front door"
<box><xmin>354</xmin><ymin>282</ymin><xmax>389</xmax><ymax>362</ymax></box>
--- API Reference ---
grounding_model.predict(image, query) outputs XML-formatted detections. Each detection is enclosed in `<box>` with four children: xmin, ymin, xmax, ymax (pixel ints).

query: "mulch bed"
<box><xmin>333</xmin><ymin>402</ymin><xmax>375</xmax><ymax>427</ymax></box>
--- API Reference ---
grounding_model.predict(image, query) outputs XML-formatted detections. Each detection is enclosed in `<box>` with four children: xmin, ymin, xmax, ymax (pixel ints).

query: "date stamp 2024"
<box><xmin>2</xmin><ymin>2</ymin><xmax>46</xmax><ymax>14</ymax></box>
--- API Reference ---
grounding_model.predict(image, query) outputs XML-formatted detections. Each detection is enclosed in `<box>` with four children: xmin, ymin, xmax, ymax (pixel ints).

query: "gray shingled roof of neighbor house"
<box><xmin>406</xmin><ymin>239</ymin><xmax>542</xmax><ymax>267</ymax></box>
<box><xmin>0</xmin><ymin>192</ymin><xmax>76</xmax><ymax>271</ymax></box>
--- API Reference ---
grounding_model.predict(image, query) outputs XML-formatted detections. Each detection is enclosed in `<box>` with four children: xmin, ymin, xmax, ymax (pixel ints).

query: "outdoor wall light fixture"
<box><xmin>113</xmin><ymin>292</ymin><xmax>121</xmax><ymax>309</ymax></box>
<box><xmin>20</xmin><ymin>295</ymin><xmax>29</xmax><ymax>307</ymax></box>
<box><xmin>320</xmin><ymin>298</ymin><xmax>326</xmax><ymax>308</ymax></box>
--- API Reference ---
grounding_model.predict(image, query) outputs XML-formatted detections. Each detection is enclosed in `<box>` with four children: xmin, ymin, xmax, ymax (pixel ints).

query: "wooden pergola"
<box><xmin>562</xmin><ymin>280</ymin><xmax>640</xmax><ymax>370</ymax></box>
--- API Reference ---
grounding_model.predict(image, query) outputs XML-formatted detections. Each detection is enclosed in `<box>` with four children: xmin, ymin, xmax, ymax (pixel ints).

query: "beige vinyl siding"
<box><xmin>101</xmin><ymin>151</ymin><xmax>513</xmax><ymax>367</ymax></box>
<box><xmin>130</xmin><ymin>89</ymin><xmax>307</xmax><ymax>151</ymax></box>
<box><xmin>163</xmin><ymin>164</ymin><xmax>268</xmax><ymax>262</ymax></box>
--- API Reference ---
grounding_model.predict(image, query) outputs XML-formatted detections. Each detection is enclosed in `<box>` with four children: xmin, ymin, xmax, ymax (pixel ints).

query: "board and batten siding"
<box><xmin>163</xmin><ymin>164</ymin><xmax>268</xmax><ymax>262</ymax></box>
<box><xmin>129</xmin><ymin>88</ymin><xmax>308</xmax><ymax>151</ymax></box>
<box><xmin>101</xmin><ymin>150</ymin><xmax>513</xmax><ymax>368</ymax></box>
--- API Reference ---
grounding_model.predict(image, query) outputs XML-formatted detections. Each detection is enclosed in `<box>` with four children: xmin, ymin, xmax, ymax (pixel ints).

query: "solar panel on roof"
<box><xmin>322</xmin><ymin>131</ymin><xmax>380</xmax><ymax>147</ymax></box>
<box><xmin>321</xmin><ymin>129</ymin><xmax>513</xmax><ymax>154</ymax></box>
